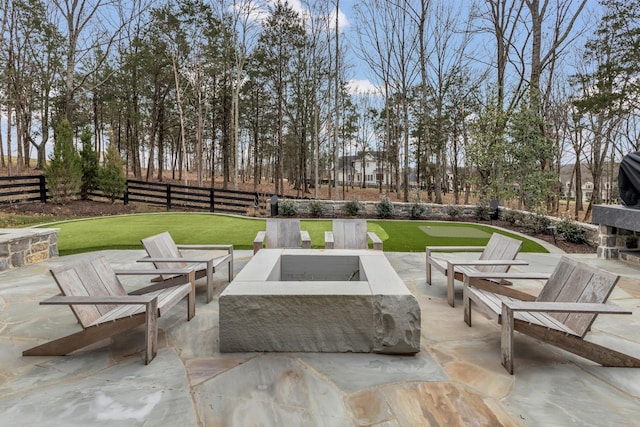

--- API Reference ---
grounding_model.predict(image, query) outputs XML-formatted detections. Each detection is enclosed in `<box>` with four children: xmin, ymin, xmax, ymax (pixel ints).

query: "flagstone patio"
<box><xmin>1</xmin><ymin>247</ymin><xmax>639</xmax><ymax>426</ymax></box>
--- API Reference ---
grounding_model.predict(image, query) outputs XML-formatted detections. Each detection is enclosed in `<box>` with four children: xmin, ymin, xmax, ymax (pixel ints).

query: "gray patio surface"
<box><xmin>1</xmin><ymin>246</ymin><xmax>639</xmax><ymax>426</ymax></box>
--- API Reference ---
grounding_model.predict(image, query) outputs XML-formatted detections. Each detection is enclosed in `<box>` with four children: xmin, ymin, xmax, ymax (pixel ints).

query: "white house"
<box><xmin>336</xmin><ymin>152</ymin><xmax>395</xmax><ymax>187</ymax></box>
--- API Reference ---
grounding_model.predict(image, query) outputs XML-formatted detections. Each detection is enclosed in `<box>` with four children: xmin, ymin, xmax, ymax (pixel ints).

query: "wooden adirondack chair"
<box><xmin>23</xmin><ymin>255</ymin><xmax>196</xmax><ymax>364</ymax></box>
<box><xmin>253</xmin><ymin>219</ymin><xmax>311</xmax><ymax>254</ymax></box>
<box><xmin>324</xmin><ymin>219</ymin><xmax>383</xmax><ymax>250</ymax></box>
<box><xmin>426</xmin><ymin>233</ymin><xmax>527</xmax><ymax>307</ymax></box>
<box><xmin>140</xmin><ymin>232</ymin><xmax>233</xmax><ymax>303</ymax></box>
<box><xmin>463</xmin><ymin>256</ymin><xmax>640</xmax><ymax>374</ymax></box>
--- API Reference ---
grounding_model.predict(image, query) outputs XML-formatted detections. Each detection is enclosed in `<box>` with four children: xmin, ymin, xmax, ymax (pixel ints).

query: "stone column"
<box><xmin>596</xmin><ymin>225</ymin><xmax>619</xmax><ymax>259</ymax></box>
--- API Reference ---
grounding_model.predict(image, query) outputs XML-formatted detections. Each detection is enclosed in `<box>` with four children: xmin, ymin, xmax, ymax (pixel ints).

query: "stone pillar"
<box><xmin>597</xmin><ymin>225</ymin><xmax>619</xmax><ymax>259</ymax></box>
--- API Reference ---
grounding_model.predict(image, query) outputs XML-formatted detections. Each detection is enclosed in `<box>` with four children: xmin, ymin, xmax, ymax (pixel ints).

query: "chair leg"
<box><xmin>144</xmin><ymin>298</ymin><xmax>159</xmax><ymax>365</ymax></box>
<box><xmin>501</xmin><ymin>304</ymin><xmax>515</xmax><ymax>374</ymax></box>
<box><xmin>426</xmin><ymin>258</ymin><xmax>432</xmax><ymax>285</ymax></box>
<box><xmin>447</xmin><ymin>263</ymin><xmax>456</xmax><ymax>307</ymax></box>
<box><xmin>206</xmin><ymin>259</ymin><xmax>214</xmax><ymax>304</ymax></box>
<box><xmin>463</xmin><ymin>284</ymin><xmax>472</xmax><ymax>326</ymax></box>
<box><xmin>23</xmin><ymin>315</ymin><xmax>146</xmax><ymax>357</ymax></box>
<box><xmin>187</xmin><ymin>270</ymin><xmax>196</xmax><ymax>320</ymax></box>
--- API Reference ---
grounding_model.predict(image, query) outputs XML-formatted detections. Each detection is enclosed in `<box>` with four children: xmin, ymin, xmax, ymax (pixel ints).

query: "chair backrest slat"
<box><xmin>266</xmin><ymin>219</ymin><xmax>301</xmax><ymax>248</ymax></box>
<box><xmin>535</xmin><ymin>257</ymin><xmax>620</xmax><ymax>337</ymax></box>
<box><xmin>50</xmin><ymin>256</ymin><xmax>126</xmax><ymax>328</ymax></box>
<box><xmin>141</xmin><ymin>232</ymin><xmax>187</xmax><ymax>271</ymax></box>
<box><xmin>476</xmin><ymin>234</ymin><xmax>523</xmax><ymax>273</ymax></box>
<box><xmin>333</xmin><ymin>219</ymin><xmax>368</xmax><ymax>249</ymax></box>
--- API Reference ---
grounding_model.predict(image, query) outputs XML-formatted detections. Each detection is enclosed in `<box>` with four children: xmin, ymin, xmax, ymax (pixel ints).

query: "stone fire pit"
<box><xmin>219</xmin><ymin>249</ymin><xmax>421</xmax><ymax>354</ymax></box>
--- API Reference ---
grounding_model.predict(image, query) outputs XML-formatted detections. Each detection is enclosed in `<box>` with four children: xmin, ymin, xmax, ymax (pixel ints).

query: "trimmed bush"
<box><xmin>556</xmin><ymin>218</ymin><xmax>586</xmax><ymax>244</ymax></box>
<box><xmin>522</xmin><ymin>212</ymin><xmax>551</xmax><ymax>234</ymax></box>
<box><xmin>279</xmin><ymin>199</ymin><xmax>298</xmax><ymax>216</ymax></box>
<box><xmin>447</xmin><ymin>205</ymin><xmax>461</xmax><ymax>219</ymax></box>
<box><xmin>502</xmin><ymin>210</ymin><xmax>524</xmax><ymax>226</ymax></box>
<box><xmin>474</xmin><ymin>204</ymin><xmax>491</xmax><ymax>221</ymax></box>
<box><xmin>376</xmin><ymin>196</ymin><xmax>395</xmax><ymax>218</ymax></box>
<box><xmin>308</xmin><ymin>200</ymin><xmax>325</xmax><ymax>217</ymax></box>
<box><xmin>344</xmin><ymin>198</ymin><xmax>361</xmax><ymax>216</ymax></box>
<box><xmin>410</xmin><ymin>202</ymin><xmax>426</xmax><ymax>219</ymax></box>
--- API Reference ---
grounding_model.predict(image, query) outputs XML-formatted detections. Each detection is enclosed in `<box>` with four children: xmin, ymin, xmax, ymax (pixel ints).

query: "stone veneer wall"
<box><xmin>277</xmin><ymin>199</ymin><xmax>599</xmax><ymax>246</ymax></box>
<box><xmin>592</xmin><ymin>205</ymin><xmax>640</xmax><ymax>260</ymax></box>
<box><xmin>0</xmin><ymin>228</ymin><xmax>59</xmax><ymax>271</ymax></box>
<box><xmin>596</xmin><ymin>225</ymin><xmax>640</xmax><ymax>260</ymax></box>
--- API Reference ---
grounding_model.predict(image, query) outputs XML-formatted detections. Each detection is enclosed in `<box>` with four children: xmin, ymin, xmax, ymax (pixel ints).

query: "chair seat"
<box><xmin>88</xmin><ymin>282</ymin><xmax>193</xmax><ymax>326</ymax></box>
<box><xmin>466</xmin><ymin>286</ymin><xmax>580</xmax><ymax>336</ymax></box>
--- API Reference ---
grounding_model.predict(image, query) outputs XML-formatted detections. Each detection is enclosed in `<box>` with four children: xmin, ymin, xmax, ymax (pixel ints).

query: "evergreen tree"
<box><xmin>507</xmin><ymin>96</ymin><xmax>557</xmax><ymax>210</ymax></box>
<box><xmin>80</xmin><ymin>127</ymin><xmax>99</xmax><ymax>199</ymax></box>
<box><xmin>97</xmin><ymin>143</ymin><xmax>127</xmax><ymax>203</ymax></box>
<box><xmin>44</xmin><ymin>119</ymin><xmax>82</xmax><ymax>204</ymax></box>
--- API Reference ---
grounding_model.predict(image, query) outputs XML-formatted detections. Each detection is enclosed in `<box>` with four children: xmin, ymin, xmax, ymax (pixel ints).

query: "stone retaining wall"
<box><xmin>0</xmin><ymin>228</ymin><xmax>59</xmax><ymax>271</ymax></box>
<box><xmin>277</xmin><ymin>199</ymin><xmax>598</xmax><ymax>245</ymax></box>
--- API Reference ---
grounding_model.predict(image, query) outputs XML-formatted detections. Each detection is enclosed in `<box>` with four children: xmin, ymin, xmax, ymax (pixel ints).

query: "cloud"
<box><xmin>348</xmin><ymin>79</ymin><xmax>380</xmax><ymax>96</ymax></box>
<box><xmin>328</xmin><ymin>7</ymin><xmax>350</xmax><ymax>31</ymax></box>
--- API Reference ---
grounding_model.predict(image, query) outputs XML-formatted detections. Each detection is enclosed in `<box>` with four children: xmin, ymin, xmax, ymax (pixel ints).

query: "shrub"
<box><xmin>279</xmin><ymin>199</ymin><xmax>298</xmax><ymax>216</ymax></box>
<box><xmin>97</xmin><ymin>144</ymin><xmax>127</xmax><ymax>203</ymax></box>
<box><xmin>474</xmin><ymin>204</ymin><xmax>490</xmax><ymax>221</ymax></box>
<box><xmin>410</xmin><ymin>202</ymin><xmax>426</xmax><ymax>219</ymax></box>
<box><xmin>556</xmin><ymin>218</ymin><xmax>586</xmax><ymax>244</ymax></box>
<box><xmin>502</xmin><ymin>210</ymin><xmax>524</xmax><ymax>226</ymax></box>
<box><xmin>308</xmin><ymin>200</ymin><xmax>325</xmax><ymax>217</ymax></box>
<box><xmin>376</xmin><ymin>196</ymin><xmax>395</xmax><ymax>218</ymax></box>
<box><xmin>344</xmin><ymin>198</ymin><xmax>361</xmax><ymax>216</ymax></box>
<box><xmin>45</xmin><ymin>119</ymin><xmax>82</xmax><ymax>204</ymax></box>
<box><xmin>522</xmin><ymin>212</ymin><xmax>551</xmax><ymax>234</ymax></box>
<box><xmin>447</xmin><ymin>205</ymin><xmax>461</xmax><ymax>219</ymax></box>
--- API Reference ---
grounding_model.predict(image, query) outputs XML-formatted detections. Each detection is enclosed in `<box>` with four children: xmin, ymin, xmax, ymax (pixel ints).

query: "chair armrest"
<box><xmin>300</xmin><ymin>230</ymin><xmax>311</xmax><ymax>249</ymax></box>
<box><xmin>367</xmin><ymin>232</ymin><xmax>383</xmax><ymax>250</ymax></box>
<box><xmin>114</xmin><ymin>268</ymin><xmax>194</xmax><ymax>276</ymax></box>
<box><xmin>325</xmin><ymin>231</ymin><xmax>335</xmax><ymax>249</ymax></box>
<box><xmin>41</xmin><ymin>294</ymin><xmax>157</xmax><ymax>305</ymax></box>
<box><xmin>463</xmin><ymin>271</ymin><xmax>551</xmax><ymax>280</ymax></box>
<box><xmin>426</xmin><ymin>245</ymin><xmax>486</xmax><ymax>253</ymax></box>
<box><xmin>254</xmin><ymin>231</ymin><xmax>266</xmax><ymax>254</ymax></box>
<box><xmin>447</xmin><ymin>260</ymin><xmax>528</xmax><ymax>267</ymax></box>
<box><xmin>502</xmin><ymin>300</ymin><xmax>632</xmax><ymax>315</ymax></box>
<box><xmin>137</xmin><ymin>255</ymin><xmax>225</xmax><ymax>263</ymax></box>
<box><xmin>254</xmin><ymin>231</ymin><xmax>266</xmax><ymax>244</ymax></box>
<box><xmin>176</xmin><ymin>244</ymin><xmax>233</xmax><ymax>253</ymax></box>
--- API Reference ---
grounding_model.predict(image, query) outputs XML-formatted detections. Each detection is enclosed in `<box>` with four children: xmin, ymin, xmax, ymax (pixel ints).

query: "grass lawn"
<box><xmin>39</xmin><ymin>213</ymin><xmax>549</xmax><ymax>256</ymax></box>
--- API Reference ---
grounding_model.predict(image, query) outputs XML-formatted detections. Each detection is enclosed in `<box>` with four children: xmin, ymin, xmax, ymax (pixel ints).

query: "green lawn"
<box><xmin>38</xmin><ymin>213</ymin><xmax>549</xmax><ymax>256</ymax></box>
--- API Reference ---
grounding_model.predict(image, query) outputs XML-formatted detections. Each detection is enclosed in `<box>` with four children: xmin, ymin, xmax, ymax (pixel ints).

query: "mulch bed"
<box><xmin>0</xmin><ymin>200</ymin><xmax>596</xmax><ymax>254</ymax></box>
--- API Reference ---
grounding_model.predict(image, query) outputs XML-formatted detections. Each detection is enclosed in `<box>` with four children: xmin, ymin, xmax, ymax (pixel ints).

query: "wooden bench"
<box><xmin>426</xmin><ymin>233</ymin><xmax>526</xmax><ymax>307</ymax></box>
<box><xmin>463</xmin><ymin>256</ymin><xmax>640</xmax><ymax>374</ymax></box>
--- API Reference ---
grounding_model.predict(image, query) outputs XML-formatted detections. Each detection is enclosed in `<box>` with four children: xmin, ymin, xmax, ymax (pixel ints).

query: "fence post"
<box><xmin>124</xmin><ymin>181</ymin><xmax>129</xmax><ymax>205</ymax></box>
<box><xmin>166</xmin><ymin>184</ymin><xmax>171</xmax><ymax>211</ymax></box>
<box><xmin>209</xmin><ymin>188</ymin><xmax>215</xmax><ymax>212</ymax></box>
<box><xmin>39</xmin><ymin>176</ymin><xmax>47</xmax><ymax>203</ymax></box>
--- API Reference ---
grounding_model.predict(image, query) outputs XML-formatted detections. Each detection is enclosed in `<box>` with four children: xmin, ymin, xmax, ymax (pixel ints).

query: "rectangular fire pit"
<box><xmin>219</xmin><ymin>249</ymin><xmax>421</xmax><ymax>354</ymax></box>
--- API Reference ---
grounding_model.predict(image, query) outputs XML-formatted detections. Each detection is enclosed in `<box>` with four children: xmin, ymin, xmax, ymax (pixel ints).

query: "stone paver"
<box><xmin>0</xmin><ymin>248</ymin><xmax>639</xmax><ymax>426</ymax></box>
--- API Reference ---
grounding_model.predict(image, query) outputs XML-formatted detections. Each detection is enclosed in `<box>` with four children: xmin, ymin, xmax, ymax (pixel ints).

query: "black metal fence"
<box><xmin>0</xmin><ymin>175</ymin><xmax>261</xmax><ymax>215</ymax></box>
